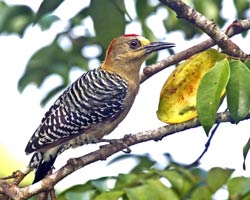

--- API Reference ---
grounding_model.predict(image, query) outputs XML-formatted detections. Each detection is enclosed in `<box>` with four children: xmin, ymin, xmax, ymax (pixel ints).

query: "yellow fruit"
<box><xmin>157</xmin><ymin>49</ymin><xmax>225</xmax><ymax>124</ymax></box>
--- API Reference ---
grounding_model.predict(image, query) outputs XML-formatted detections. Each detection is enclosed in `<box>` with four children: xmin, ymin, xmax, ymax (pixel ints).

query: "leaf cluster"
<box><xmin>196</xmin><ymin>58</ymin><xmax>250</xmax><ymax>152</ymax></box>
<box><xmin>157</xmin><ymin>48</ymin><xmax>250</xmax><ymax>169</ymax></box>
<box><xmin>55</xmin><ymin>154</ymin><xmax>250</xmax><ymax>200</ymax></box>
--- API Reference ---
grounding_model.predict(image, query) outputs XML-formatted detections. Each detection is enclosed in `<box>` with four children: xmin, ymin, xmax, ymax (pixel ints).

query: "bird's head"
<box><xmin>102</xmin><ymin>34</ymin><xmax>175</xmax><ymax>81</ymax></box>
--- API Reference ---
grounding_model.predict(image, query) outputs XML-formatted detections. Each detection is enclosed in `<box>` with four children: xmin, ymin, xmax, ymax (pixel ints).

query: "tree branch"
<box><xmin>141</xmin><ymin>19</ymin><xmax>250</xmax><ymax>82</ymax></box>
<box><xmin>159</xmin><ymin>0</ymin><xmax>249</xmax><ymax>59</ymax></box>
<box><xmin>1</xmin><ymin>111</ymin><xmax>249</xmax><ymax>199</ymax></box>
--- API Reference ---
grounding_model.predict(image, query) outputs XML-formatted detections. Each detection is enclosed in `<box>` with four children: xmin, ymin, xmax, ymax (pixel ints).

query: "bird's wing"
<box><xmin>25</xmin><ymin>68</ymin><xmax>128</xmax><ymax>153</ymax></box>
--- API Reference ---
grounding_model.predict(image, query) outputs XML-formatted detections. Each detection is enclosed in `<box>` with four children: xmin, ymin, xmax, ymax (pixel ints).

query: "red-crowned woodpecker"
<box><xmin>25</xmin><ymin>34</ymin><xmax>175</xmax><ymax>183</ymax></box>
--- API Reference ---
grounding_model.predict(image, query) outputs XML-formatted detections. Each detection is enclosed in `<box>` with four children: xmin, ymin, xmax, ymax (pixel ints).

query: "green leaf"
<box><xmin>243</xmin><ymin>137</ymin><xmax>250</xmax><ymax>170</ymax></box>
<box><xmin>197</xmin><ymin>58</ymin><xmax>230</xmax><ymax>134</ymax></box>
<box><xmin>125</xmin><ymin>179</ymin><xmax>178</xmax><ymax>200</ymax></box>
<box><xmin>164</xmin><ymin>0</ymin><xmax>226</xmax><ymax>39</ymax></box>
<box><xmin>161</xmin><ymin>170</ymin><xmax>193</xmax><ymax>197</ymax></box>
<box><xmin>0</xmin><ymin>5</ymin><xmax>34</xmax><ymax>37</ymax></box>
<box><xmin>38</xmin><ymin>15</ymin><xmax>60</xmax><ymax>31</ymax></box>
<box><xmin>191</xmin><ymin>186</ymin><xmax>212</xmax><ymax>200</ymax></box>
<box><xmin>35</xmin><ymin>0</ymin><xmax>64</xmax><ymax>23</ymax></box>
<box><xmin>130</xmin><ymin>156</ymin><xmax>156</xmax><ymax>173</ymax></box>
<box><xmin>233</xmin><ymin>0</ymin><xmax>250</xmax><ymax>19</ymax></box>
<box><xmin>91</xmin><ymin>177</ymin><xmax>112</xmax><ymax>192</ymax></box>
<box><xmin>18</xmin><ymin>43</ymin><xmax>70</xmax><ymax>92</ymax></box>
<box><xmin>164</xmin><ymin>9</ymin><xmax>201</xmax><ymax>39</ymax></box>
<box><xmin>70</xmin><ymin>7</ymin><xmax>90</xmax><ymax>26</ymax></box>
<box><xmin>141</xmin><ymin>22</ymin><xmax>156</xmax><ymax>43</ymax></box>
<box><xmin>18</xmin><ymin>40</ymin><xmax>88</xmax><ymax>105</ymax></box>
<box><xmin>94</xmin><ymin>190</ymin><xmax>124</xmax><ymax>200</ymax></box>
<box><xmin>227</xmin><ymin>60</ymin><xmax>250</xmax><ymax>123</ymax></box>
<box><xmin>207</xmin><ymin>167</ymin><xmax>234</xmax><ymax>193</ymax></box>
<box><xmin>57</xmin><ymin>183</ymin><xmax>97</xmax><ymax>200</ymax></box>
<box><xmin>189</xmin><ymin>167</ymin><xmax>208</xmax><ymax>181</ymax></box>
<box><xmin>115</xmin><ymin>173</ymin><xmax>139</xmax><ymax>189</ymax></box>
<box><xmin>115</xmin><ymin>172</ymin><xmax>157</xmax><ymax>191</ymax></box>
<box><xmin>114</xmin><ymin>0</ymin><xmax>132</xmax><ymax>21</ymax></box>
<box><xmin>194</xmin><ymin>0</ymin><xmax>225</xmax><ymax>27</ymax></box>
<box><xmin>244</xmin><ymin>60</ymin><xmax>250</xmax><ymax>69</ymax></box>
<box><xmin>17</xmin><ymin>40</ymin><xmax>89</xmax><ymax>105</ymax></box>
<box><xmin>228</xmin><ymin>177</ymin><xmax>250</xmax><ymax>199</ymax></box>
<box><xmin>89</xmin><ymin>0</ymin><xmax>126</xmax><ymax>48</ymax></box>
<box><xmin>136</xmin><ymin>0</ymin><xmax>155</xmax><ymax>21</ymax></box>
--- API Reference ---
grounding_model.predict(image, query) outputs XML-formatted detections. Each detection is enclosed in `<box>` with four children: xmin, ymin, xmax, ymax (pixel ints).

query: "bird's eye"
<box><xmin>129</xmin><ymin>39</ymin><xmax>141</xmax><ymax>49</ymax></box>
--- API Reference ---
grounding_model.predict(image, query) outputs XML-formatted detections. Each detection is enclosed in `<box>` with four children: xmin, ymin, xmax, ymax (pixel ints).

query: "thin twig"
<box><xmin>186</xmin><ymin>122</ymin><xmax>220</xmax><ymax>168</ymax></box>
<box><xmin>140</xmin><ymin>19</ymin><xmax>250</xmax><ymax>83</ymax></box>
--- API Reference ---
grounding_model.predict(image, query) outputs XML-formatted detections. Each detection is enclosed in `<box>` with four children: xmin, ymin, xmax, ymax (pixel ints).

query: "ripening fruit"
<box><xmin>157</xmin><ymin>49</ymin><xmax>225</xmax><ymax>124</ymax></box>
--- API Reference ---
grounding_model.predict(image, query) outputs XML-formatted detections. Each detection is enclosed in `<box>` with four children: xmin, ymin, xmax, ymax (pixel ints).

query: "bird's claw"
<box><xmin>99</xmin><ymin>138</ymin><xmax>131</xmax><ymax>153</ymax></box>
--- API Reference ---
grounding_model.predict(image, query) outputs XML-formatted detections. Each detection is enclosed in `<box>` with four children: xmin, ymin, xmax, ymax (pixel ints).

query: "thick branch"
<box><xmin>1</xmin><ymin>112</ymin><xmax>249</xmax><ymax>199</ymax></box>
<box><xmin>159</xmin><ymin>0</ymin><xmax>249</xmax><ymax>59</ymax></box>
<box><xmin>141</xmin><ymin>19</ymin><xmax>250</xmax><ymax>82</ymax></box>
<box><xmin>34</xmin><ymin>112</ymin><xmax>246</xmax><ymax>191</ymax></box>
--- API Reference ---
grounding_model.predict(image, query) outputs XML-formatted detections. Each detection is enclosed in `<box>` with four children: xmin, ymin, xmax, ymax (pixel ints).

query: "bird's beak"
<box><xmin>144</xmin><ymin>42</ymin><xmax>175</xmax><ymax>54</ymax></box>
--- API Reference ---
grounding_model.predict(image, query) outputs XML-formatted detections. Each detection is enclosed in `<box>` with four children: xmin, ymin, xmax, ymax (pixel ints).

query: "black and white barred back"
<box><xmin>25</xmin><ymin>67</ymin><xmax>128</xmax><ymax>183</ymax></box>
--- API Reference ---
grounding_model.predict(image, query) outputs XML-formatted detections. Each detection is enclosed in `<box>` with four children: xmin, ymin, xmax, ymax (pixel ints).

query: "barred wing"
<box><xmin>25</xmin><ymin>68</ymin><xmax>128</xmax><ymax>153</ymax></box>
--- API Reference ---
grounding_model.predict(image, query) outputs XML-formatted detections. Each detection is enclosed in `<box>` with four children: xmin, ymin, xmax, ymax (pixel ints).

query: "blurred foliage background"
<box><xmin>55</xmin><ymin>154</ymin><xmax>249</xmax><ymax>200</ymax></box>
<box><xmin>0</xmin><ymin>0</ymin><xmax>248</xmax><ymax>106</ymax></box>
<box><xmin>0</xmin><ymin>0</ymin><xmax>250</xmax><ymax>199</ymax></box>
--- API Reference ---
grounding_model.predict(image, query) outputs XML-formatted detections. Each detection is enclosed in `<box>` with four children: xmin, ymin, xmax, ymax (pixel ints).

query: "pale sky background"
<box><xmin>0</xmin><ymin>0</ymin><xmax>250</xmax><ymax>195</ymax></box>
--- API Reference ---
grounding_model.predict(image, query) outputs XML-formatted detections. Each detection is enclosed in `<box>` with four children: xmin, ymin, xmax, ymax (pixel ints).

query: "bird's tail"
<box><xmin>29</xmin><ymin>148</ymin><xmax>59</xmax><ymax>184</ymax></box>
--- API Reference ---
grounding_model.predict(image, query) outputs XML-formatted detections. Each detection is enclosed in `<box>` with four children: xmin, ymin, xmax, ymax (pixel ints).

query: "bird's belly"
<box><xmin>68</xmin><ymin>120</ymin><xmax>119</xmax><ymax>148</ymax></box>
<box><xmin>66</xmin><ymin>86</ymin><xmax>138</xmax><ymax>149</ymax></box>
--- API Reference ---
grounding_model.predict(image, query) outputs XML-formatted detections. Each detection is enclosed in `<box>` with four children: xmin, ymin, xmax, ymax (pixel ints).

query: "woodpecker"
<box><xmin>25</xmin><ymin>34</ymin><xmax>174</xmax><ymax>183</ymax></box>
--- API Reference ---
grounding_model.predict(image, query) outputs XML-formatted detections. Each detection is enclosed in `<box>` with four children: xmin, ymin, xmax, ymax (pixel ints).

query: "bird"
<box><xmin>25</xmin><ymin>34</ymin><xmax>175</xmax><ymax>184</ymax></box>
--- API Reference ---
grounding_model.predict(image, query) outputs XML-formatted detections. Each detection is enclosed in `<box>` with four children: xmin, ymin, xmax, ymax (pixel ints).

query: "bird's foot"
<box><xmin>99</xmin><ymin>138</ymin><xmax>131</xmax><ymax>153</ymax></box>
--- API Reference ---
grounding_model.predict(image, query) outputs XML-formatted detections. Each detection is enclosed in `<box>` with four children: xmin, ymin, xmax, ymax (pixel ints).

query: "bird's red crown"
<box><xmin>123</xmin><ymin>34</ymin><xmax>139</xmax><ymax>37</ymax></box>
